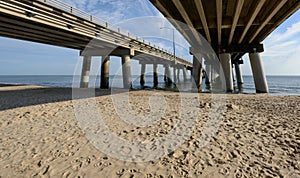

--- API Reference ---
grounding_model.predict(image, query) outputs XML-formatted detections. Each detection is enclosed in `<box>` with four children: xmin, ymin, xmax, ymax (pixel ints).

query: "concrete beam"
<box><xmin>229</xmin><ymin>0</ymin><xmax>244</xmax><ymax>45</ymax></box>
<box><xmin>223</xmin><ymin>43</ymin><xmax>264</xmax><ymax>53</ymax></box>
<box><xmin>238</xmin><ymin>0</ymin><xmax>267</xmax><ymax>43</ymax></box>
<box><xmin>216</xmin><ymin>0</ymin><xmax>222</xmax><ymax>46</ymax></box>
<box><xmin>194</xmin><ymin>0</ymin><xmax>211</xmax><ymax>43</ymax></box>
<box><xmin>81</xmin><ymin>47</ymin><xmax>134</xmax><ymax>57</ymax></box>
<box><xmin>249</xmin><ymin>0</ymin><xmax>288</xmax><ymax>43</ymax></box>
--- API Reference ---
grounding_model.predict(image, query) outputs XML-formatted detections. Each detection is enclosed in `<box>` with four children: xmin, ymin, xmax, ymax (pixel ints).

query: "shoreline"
<box><xmin>0</xmin><ymin>83</ymin><xmax>299</xmax><ymax>96</ymax></box>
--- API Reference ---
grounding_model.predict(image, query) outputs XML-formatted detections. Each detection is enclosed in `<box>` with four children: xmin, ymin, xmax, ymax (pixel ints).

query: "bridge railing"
<box><xmin>37</xmin><ymin>0</ymin><xmax>189</xmax><ymax>63</ymax></box>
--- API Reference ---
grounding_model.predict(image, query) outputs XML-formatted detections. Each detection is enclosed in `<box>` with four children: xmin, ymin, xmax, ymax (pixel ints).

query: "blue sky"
<box><xmin>0</xmin><ymin>0</ymin><xmax>299</xmax><ymax>76</ymax></box>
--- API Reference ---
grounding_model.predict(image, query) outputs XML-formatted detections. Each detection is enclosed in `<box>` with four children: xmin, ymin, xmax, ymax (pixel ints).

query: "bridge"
<box><xmin>150</xmin><ymin>0</ymin><xmax>300</xmax><ymax>93</ymax></box>
<box><xmin>0</xmin><ymin>0</ymin><xmax>193</xmax><ymax>89</ymax></box>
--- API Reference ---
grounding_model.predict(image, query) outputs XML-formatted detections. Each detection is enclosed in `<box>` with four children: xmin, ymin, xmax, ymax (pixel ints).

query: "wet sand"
<box><xmin>0</xmin><ymin>85</ymin><xmax>299</xmax><ymax>177</ymax></box>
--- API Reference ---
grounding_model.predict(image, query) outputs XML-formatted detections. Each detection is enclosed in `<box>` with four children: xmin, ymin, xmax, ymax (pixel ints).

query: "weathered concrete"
<box><xmin>205</xmin><ymin>63</ymin><xmax>211</xmax><ymax>85</ymax></box>
<box><xmin>165</xmin><ymin>64</ymin><xmax>172</xmax><ymax>85</ymax></box>
<box><xmin>140</xmin><ymin>63</ymin><xmax>146</xmax><ymax>86</ymax></box>
<box><xmin>173</xmin><ymin>67</ymin><xmax>177</xmax><ymax>84</ymax></box>
<box><xmin>164</xmin><ymin>68</ymin><xmax>167</xmax><ymax>82</ymax></box>
<box><xmin>80</xmin><ymin>56</ymin><xmax>92</xmax><ymax>88</ymax></box>
<box><xmin>219</xmin><ymin>53</ymin><xmax>234</xmax><ymax>92</ymax></box>
<box><xmin>183</xmin><ymin>67</ymin><xmax>187</xmax><ymax>82</ymax></box>
<box><xmin>192</xmin><ymin>55</ymin><xmax>203</xmax><ymax>92</ymax></box>
<box><xmin>100</xmin><ymin>56</ymin><xmax>110</xmax><ymax>89</ymax></box>
<box><xmin>153</xmin><ymin>64</ymin><xmax>158</xmax><ymax>87</ymax></box>
<box><xmin>122</xmin><ymin>55</ymin><xmax>132</xmax><ymax>89</ymax></box>
<box><xmin>249</xmin><ymin>52</ymin><xmax>269</xmax><ymax>93</ymax></box>
<box><xmin>235</xmin><ymin>63</ymin><xmax>244</xmax><ymax>85</ymax></box>
<box><xmin>177</xmin><ymin>67</ymin><xmax>180</xmax><ymax>82</ymax></box>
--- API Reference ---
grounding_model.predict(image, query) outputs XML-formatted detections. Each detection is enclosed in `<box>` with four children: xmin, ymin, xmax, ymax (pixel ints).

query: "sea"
<box><xmin>0</xmin><ymin>75</ymin><xmax>299</xmax><ymax>95</ymax></box>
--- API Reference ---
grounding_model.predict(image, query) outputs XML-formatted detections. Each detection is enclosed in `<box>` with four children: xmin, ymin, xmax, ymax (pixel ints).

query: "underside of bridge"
<box><xmin>150</xmin><ymin>0</ymin><xmax>300</xmax><ymax>93</ymax></box>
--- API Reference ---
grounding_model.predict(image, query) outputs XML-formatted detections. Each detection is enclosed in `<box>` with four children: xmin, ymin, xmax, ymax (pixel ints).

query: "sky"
<box><xmin>0</xmin><ymin>0</ymin><xmax>299</xmax><ymax>76</ymax></box>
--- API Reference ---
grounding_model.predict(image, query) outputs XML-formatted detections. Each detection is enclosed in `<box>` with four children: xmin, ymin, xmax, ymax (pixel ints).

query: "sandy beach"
<box><xmin>0</xmin><ymin>85</ymin><xmax>299</xmax><ymax>177</ymax></box>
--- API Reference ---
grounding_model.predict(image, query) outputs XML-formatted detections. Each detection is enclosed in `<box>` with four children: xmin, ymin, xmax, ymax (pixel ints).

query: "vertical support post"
<box><xmin>100</xmin><ymin>56</ymin><xmax>110</xmax><ymax>89</ymax></box>
<box><xmin>183</xmin><ymin>66</ymin><xmax>187</xmax><ymax>82</ymax></box>
<box><xmin>140</xmin><ymin>63</ymin><xmax>146</xmax><ymax>86</ymax></box>
<box><xmin>219</xmin><ymin>53</ymin><xmax>234</xmax><ymax>92</ymax></box>
<box><xmin>249</xmin><ymin>52</ymin><xmax>269</xmax><ymax>93</ymax></box>
<box><xmin>165</xmin><ymin>64</ymin><xmax>172</xmax><ymax>85</ymax></box>
<box><xmin>80</xmin><ymin>56</ymin><xmax>92</xmax><ymax>88</ymax></box>
<box><xmin>192</xmin><ymin>55</ymin><xmax>203</xmax><ymax>92</ymax></box>
<box><xmin>164</xmin><ymin>67</ymin><xmax>167</xmax><ymax>82</ymax></box>
<box><xmin>235</xmin><ymin>63</ymin><xmax>244</xmax><ymax>85</ymax></box>
<box><xmin>153</xmin><ymin>63</ymin><xmax>158</xmax><ymax>87</ymax></box>
<box><xmin>122</xmin><ymin>55</ymin><xmax>132</xmax><ymax>89</ymax></box>
<box><xmin>177</xmin><ymin>66</ymin><xmax>180</xmax><ymax>82</ymax></box>
<box><xmin>173</xmin><ymin>67</ymin><xmax>177</xmax><ymax>84</ymax></box>
<box><xmin>205</xmin><ymin>63</ymin><xmax>211</xmax><ymax>85</ymax></box>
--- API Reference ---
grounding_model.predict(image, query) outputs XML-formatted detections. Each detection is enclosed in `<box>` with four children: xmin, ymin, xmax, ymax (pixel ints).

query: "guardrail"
<box><xmin>37</xmin><ymin>0</ymin><xmax>188</xmax><ymax>60</ymax></box>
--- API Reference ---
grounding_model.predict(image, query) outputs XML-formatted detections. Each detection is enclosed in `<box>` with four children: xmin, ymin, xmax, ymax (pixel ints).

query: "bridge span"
<box><xmin>150</xmin><ymin>0</ymin><xmax>300</xmax><ymax>93</ymax></box>
<box><xmin>0</xmin><ymin>0</ymin><xmax>192</xmax><ymax>89</ymax></box>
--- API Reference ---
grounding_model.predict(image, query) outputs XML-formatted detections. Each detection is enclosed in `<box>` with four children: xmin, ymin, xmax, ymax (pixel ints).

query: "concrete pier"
<box><xmin>205</xmin><ymin>63</ymin><xmax>211</xmax><ymax>85</ymax></box>
<box><xmin>164</xmin><ymin>68</ymin><xmax>167</xmax><ymax>82</ymax></box>
<box><xmin>234</xmin><ymin>63</ymin><xmax>244</xmax><ymax>85</ymax></box>
<box><xmin>219</xmin><ymin>53</ymin><xmax>234</xmax><ymax>92</ymax></box>
<box><xmin>153</xmin><ymin>64</ymin><xmax>158</xmax><ymax>87</ymax></box>
<box><xmin>177</xmin><ymin>67</ymin><xmax>180</xmax><ymax>82</ymax></box>
<box><xmin>165</xmin><ymin>64</ymin><xmax>172</xmax><ymax>85</ymax></box>
<box><xmin>249</xmin><ymin>52</ymin><xmax>269</xmax><ymax>93</ymax></box>
<box><xmin>140</xmin><ymin>63</ymin><xmax>146</xmax><ymax>86</ymax></box>
<box><xmin>183</xmin><ymin>67</ymin><xmax>187</xmax><ymax>82</ymax></box>
<box><xmin>100</xmin><ymin>56</ymin><xmax>110</xmax><ymax>89</ymax></box>
<box><xmin>192</xmin><ymin>55</ymin><xmax>203</xmax><ymax>92</ymax></box>
<box><xmin>122</xmin><ymin>55</ymin><xmax>132</xmax><ymax>89</ymax></box>
<box><xmin>173</xmin><ymin>67</ymin><xmax>177</xmax><ymax>84</ymax></box>
<box><xmin>80</xmin><ymin>56</ymin><xmax>92</xmax><ymax>88</ymax></box>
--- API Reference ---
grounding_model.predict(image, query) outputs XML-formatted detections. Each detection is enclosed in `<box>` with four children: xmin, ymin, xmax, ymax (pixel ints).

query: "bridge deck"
<box><xmin>150</xmin><ymin>0</ymin><xmax>300</xmax><ymax>59</ymax></box>
<box><xmin>0</xmin><ymin>0</ymin><xmax>192</xmax><ymax>67</ymax></box>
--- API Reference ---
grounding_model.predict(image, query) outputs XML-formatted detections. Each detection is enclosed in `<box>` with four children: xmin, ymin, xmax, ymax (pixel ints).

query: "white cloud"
<box><xmin>60</xmin><ymin>0</ymin><xmax>160</xmax><ymax>24</ymax></box>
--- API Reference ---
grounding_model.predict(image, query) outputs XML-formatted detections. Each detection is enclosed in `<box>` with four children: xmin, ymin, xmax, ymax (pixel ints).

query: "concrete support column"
<box><xmin>235</xmin><ymin>63</ymin><xmax>244</xmax><ymax>85</ymax></box>
<box><xmin>80</xmin><ymin>56</ymin><xmax>92</xmax><ymax>88</ymax></box>
<box><xmin>140</xmin><ymin>63</ymin><xmax>146</xmax><ymax>86</ymax></box>
<box><xmin>205</xmin><ymin>64</ymin><xmax>211</xmax><ymax>85</ymax></box>
<box><xmin>183</xmin><ymin>67</ymin><xmax>187</xmax><ymax>82</ymax></box>
<box><xmin>192</xmin><ymin>55</ymin><xmax>203</xmax><ymax>92</ymax></box>
<box><xmin>100</xmin><ymin>56</ymin><xmax>110</xmax><ymax>89</ymax></box>
<box><xmin>173</xmin><ymin>67</ymin><xmax>177</xmax><ymax>84</ymax></box>
<box><xmin>219</xmin><ymin>53</ymin><xmax>234</xmax><ymax>92</ymax></box>
<box><xmin>153</xmin><ymin>64</ymin><xmax>158</xmax><ymax>87</ymax></box>
<box><xmin>164</xmin><ymin>68</ymin><xmax>167</xmax><ymax>82</ymax></box>
<box><xmin>177</xmin><ymin>67</ymin><xmax>180</xmax><ymax>82</ymax></box>
<box><xmin>249</xmin><ymin>53</ymin><xmax>269</xmax><ymax>93</ymax></box>
<box><xmin>165</xmin><ymin>64</ymin><xmax>172</xmax><ymax>85</ymax></box>
<box><xmin>122</xmin><ymin>55</ymin><xmax>132</xmax><ymax>89</ymax></box>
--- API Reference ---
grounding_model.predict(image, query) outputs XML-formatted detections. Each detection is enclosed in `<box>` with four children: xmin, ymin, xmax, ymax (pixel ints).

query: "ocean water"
<box><xmin>0</xmin><ymin>75</ymin><xmax>299</xmax><ymax>95</ymax></box>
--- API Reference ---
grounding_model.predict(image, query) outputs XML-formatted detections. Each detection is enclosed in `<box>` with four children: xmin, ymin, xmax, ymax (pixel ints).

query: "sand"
<box><xmin>0</xmin><ymin>85</ymin><xmax>299</xmax><ymax>178</ymax></box>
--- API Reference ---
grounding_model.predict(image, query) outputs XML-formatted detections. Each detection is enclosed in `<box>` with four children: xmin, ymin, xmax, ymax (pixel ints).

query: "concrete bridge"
<box><xmin>150</xmin><ymin>0</ymin><xmax>300</xmax><ymax>93</ymax></box>
<box><xmin>0</xmin><ymin>0</ymin><xmax>192</xmax><ymax>89</ymax></box>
